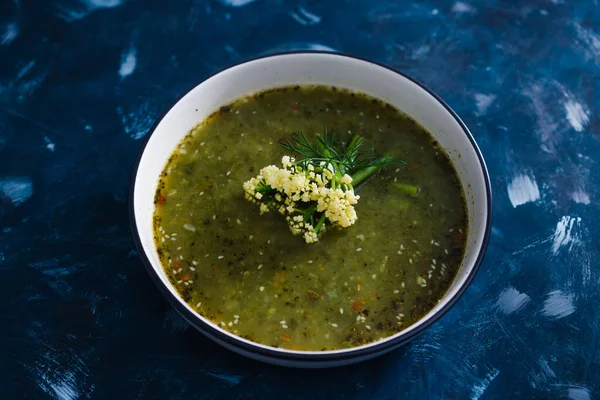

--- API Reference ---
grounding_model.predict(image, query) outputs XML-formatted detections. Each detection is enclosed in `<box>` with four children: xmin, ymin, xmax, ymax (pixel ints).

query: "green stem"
<box><xmin>392</xmin><ymin>183</ymin><xmax>421</xmax><ymax>197</ymax></box>
<box><xmin>313</xmin><ymin>213</ymin><xmax>327</xmax><ymax>233</ymax></box>
<box><xmin>350</xmin><ymin>154</ymin><xmax>394</xmax><ymax>186</ymax></box>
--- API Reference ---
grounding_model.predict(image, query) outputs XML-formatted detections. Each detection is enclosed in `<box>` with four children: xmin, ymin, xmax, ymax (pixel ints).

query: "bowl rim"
<box><xmin>129</xmin><ymin>50</ymin><xmax>493</xmax><ymax>363</ymax></box>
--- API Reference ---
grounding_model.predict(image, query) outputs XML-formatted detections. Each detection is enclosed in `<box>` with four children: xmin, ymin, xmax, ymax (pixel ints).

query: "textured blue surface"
<box><xmin>1</xmin><ymin>0</ymin><xmax>599</xmax><ymax>398</ymax></box>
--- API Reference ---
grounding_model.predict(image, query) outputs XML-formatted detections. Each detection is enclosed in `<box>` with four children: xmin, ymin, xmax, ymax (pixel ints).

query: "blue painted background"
<box><xmin>1</xmin><ymin>0</ymin><xmax>599</xmax><ymax>398</ymax></box>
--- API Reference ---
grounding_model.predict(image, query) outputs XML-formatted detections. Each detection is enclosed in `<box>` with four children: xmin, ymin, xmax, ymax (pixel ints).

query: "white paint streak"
<box><xmin>289</xmin><ymin>7</ymin><xmax>322</xmax><ymax>26</ymax></box>
<box><xmin>118</xmin><ymin>47</ymin><xmax>137</xmax><ymax>79</ymax></box>
<box><xmin>574</xmin><ymin>23</ymin><xmax>600</xmax><ymax>60</ymax></box>
<box><xmin>542</xmin><ymin>290</ymin><xmax>575</xmax><ymax>319</ymax></box>
<box><xmin>0</xmin><ymin>177</ymin><xmax>33</xmax><ymax>205</ymax></box>
<box><xmin>564</xmin><ymin>100</ymin><xmax>590</xmax><ymax>132</ymax></box>
<box><xmin>507</xmin><ymin>174</ymin><xmax>540</xmax><ymax>207</ymax></box>
<box><xmin>54</xmin><ymin>0</ymin><xmax>124</xmax><ymax>22</ymax></box>
<box><xmin>470</xmin><ymin>369</ymin><xmax>499</xmax><ymax>400</ymax></box>
<box><xmin>474</xmin><ymin>93</ymin><xmax>496</xmax><ymax>115</ymax></box>
<box><xmin>568</xmin><ymin>386</ymin><xmax>591</xmax><ymax>400</ymax></box>
<box><xmin>552</xmin><ymin>216</ymin><xmax>581</xmax><ymax>254</ymax></box>
<box><xmin>86</xmin><ymin>0</ymin><xmax>123</xmax><ymax>6</ymax></box>
<box><xmin>452</xmin><ymin>2</ymin><xmax>475</xmax><ymax>14</ymax></box>
<box><xmin>0</xmin><ymin>60</ymin><xmax>48</xmax><ymax>102</ymax></box>
<box><xmin>538</xmin><ymin>357</ymin><xmax>556</xmax><ymax>379</ymax></box>
<box><xmin>571</xmin><ymin>188</ymin><xmax>590</xmax><ymax>205</ymax></box>
<box><xmin>217</xmin><ymin>0</ymin><xmax>256</xmax><ymax>7</ymax></box>
<box><xmin>496</xmin><ymin>287</ymin><xmax>530</xmax><ymax>314</ymax></box>
<box><xmin>44</xmin><ymin>135</ymin><xmax>56</xmax><ymax>152</ymax></box>
<box><xmin>1</xmin><ymin>22</ymin><xmax>19</xmax><ymax>45</ymax></box>
<box><xmin>117</xmin><ymin>103</ymin><xmax>155</xmax><ymax>140</ymax></box>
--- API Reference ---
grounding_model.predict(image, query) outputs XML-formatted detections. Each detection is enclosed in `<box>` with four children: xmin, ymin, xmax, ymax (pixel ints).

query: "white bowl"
<box><xmin>130</xmin><ymin>52</ymin><xmax>492</xmax><ymax>368</ymax></box>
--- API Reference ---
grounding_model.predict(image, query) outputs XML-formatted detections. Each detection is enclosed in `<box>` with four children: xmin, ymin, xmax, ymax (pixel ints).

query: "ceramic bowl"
<box><xmin>130</xmin><ymin>52</ymin><xmax>492</xmax><ymax>368</ymax></box>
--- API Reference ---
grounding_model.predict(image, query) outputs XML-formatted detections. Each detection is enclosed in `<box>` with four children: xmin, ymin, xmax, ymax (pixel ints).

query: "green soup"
<box><xmin>153</xmin><ymin>85</ymin><xmax>467</xmax><ymax>351</ymax></box>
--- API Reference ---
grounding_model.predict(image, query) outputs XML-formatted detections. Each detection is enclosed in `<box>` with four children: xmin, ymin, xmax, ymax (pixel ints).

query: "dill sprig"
<box><xmin>280</xmin><ymin>129</ymin><xmax>401</xmax><ymax>186</ymax></box>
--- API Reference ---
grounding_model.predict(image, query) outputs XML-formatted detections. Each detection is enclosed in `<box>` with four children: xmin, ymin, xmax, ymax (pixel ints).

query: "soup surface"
<box><xmin>153</xmin><ymin>85</ymin><xmax>467</xmax><ymax>351</ymax></box>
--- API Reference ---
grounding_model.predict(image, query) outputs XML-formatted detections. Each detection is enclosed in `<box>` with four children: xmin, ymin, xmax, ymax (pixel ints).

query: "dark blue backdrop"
<box><xmin>1</xmin><ymin>0</ymin><xmax>599</xmax><ymax>398</ymax></box>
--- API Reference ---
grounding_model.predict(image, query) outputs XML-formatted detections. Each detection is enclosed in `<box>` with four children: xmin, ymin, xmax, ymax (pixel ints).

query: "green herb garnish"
<box><xmin>243</xmin><ymin>130</ymin><xmax>404</xmax><ymax>243</ymax></box>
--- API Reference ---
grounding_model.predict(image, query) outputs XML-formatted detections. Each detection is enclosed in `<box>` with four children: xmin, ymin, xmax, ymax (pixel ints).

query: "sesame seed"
<box><xmin>196</xmin><ymin>302</ymin><xmax>201</xmax><ymax>307</ymax></box>
<box><xmin>228</xmin><ymin>322</ymin><xmax>233</xmax><ymax>326</ymax></box>
<box><xmin>192</xmin><ymin>261</ymin><xmax>198</xmax><ymax>265</ymax></box>
<box><xmin>331</xmin><ymin>323</ymin><xmax>338</xmax><ymax>327</ymax></box>
<box><xmin>212</xmin><ymin>214</ymin><xmax>216</xmax><ymax>220</ymax></box>
<box><xmin>200</xmin><ymin>142</ymin><xmax>205</xmax><ymax>146</ymax></box>
<box><xmin>257</xmin><ymin>264</ymin><xmax>263</xmax><ymax>269</ymax></box>
<box><xmin>165</xmin><ymin>235</ymin><xmax>170</xmax><ymax>238</ymax></box>
<box><xmin>179</xmin><ymin>255</ymin><xmax>183</xmax><ymax>260</ymax></box>
<box><xmin>340</xmin><ymin>308</ymin><xmax>344</xmax><ymax>314</ymax></box>
<box><xmin>430</xmin><ymin>240</ymin><xmax>434</xmax><ymax>244</ymax></box>
<box><xmin>372</xmin><ymin>274</ymin><xmax>377</xmax><ymax>279</ymax></box>
<box><xmin>177</xmin><ymin>247</ymin><xmax>182</xmax><ymax>250</ymax></box>
<box><xmin>432</xmin><ymin>259</ymin><xmax>436</xmax><ymax>264</ymax></box>
<box><xmin>365</xmin><ymin>325</ymin><xmax>371</xmax><ymax>330</ymax></box>
<box><xmin>236</xmin><ymin>219</ymin><xmax>241</xmax><ymax>225</ymax></box>
<box><xmin>434</xmin><ymin>242</ymin><xmax>440</xmax><ymax>246</ymax></box>
<box><xmin>409</xmin><ymin>258</ymin><xmax>413</xmax><ymax>264</ymax></box>
<box><xmin>172</xmin><ymin>233</ymin><xmax>177</xmax><ymax>236</ymax></box>
<box><xmin>397</xmin><ymin>251</ymin><xmax>402</xmax><ymax>255</ymax></box>
<box><xmin>259</xmin><ymin>286</ymin><xmax>264</xmax><ymax>291</ymax></box>
<box><xmin>282</xmin><ymin>325</ymin><xmax>288</xmax><ymax>329</ymax></box>
<box><xmin>161</xmin><ymin>238</ymin><xmax>165</xmax><ymax>242</ymax></box>
<box><xmin>394</xmin><ymin>290</ymin><xmax>400</xmax><ymax>294</ymax></box>
<box><xmin>218</xmin><ymin>255</ymin><xmax>224</xmax><ymax>259</ymax></box>
<box><xmin>171</xmin><ymin>237</ymin><xmax>176</xmax><ymax>241</ymax></box>
<box><xmin>199</xmin><ymin>191</ymin><xmax>204</xmax><ymax>196</ymax></box>
<box><xmin>458</xmin><ymin>229</ymin><xmax>463</xmax><ymax>233</ymax></box>
<box><xmin>444</xmin><ymin>249</ymin><xmax>449</xmax><ymax>254</ymax></box>
<box><xmin>308</xmin><ymin>260</ymin><xmax>313</xmax><ymax>264</ymax></box>
<box><xmin>400</xmin><ymin>244</ymin><xmax>404</xmax><ymax>249</ymax></box>
<box><xmin>226</xmin><ymin>171</ymin><xmax>231</xmax><ymax>176</ymax></box>
<box><xmin>204</xmin><ymin>253</ymin><xmax>209</xmax><ymax>257</ymax></box>
<box><xmin>280</xmin><ymin>320</ymin><xmax>286</xmax><ymax>324</ymax></box>
<box><xmin>190</xmin><ymin>267</ymin><xmax>195</xmax><ymax>271</ymax></box>
<box><xmin>188</xmin><ymin>280</ymin><xmax>193</xmax><ymax>284</ymax></box>
<box><xmin>356</xmin><ymin>248</ymin><xmax>362</xmax><ymax>252</ymax></box>
<box><xmin>234</xmin><ymin>315</ymin><xmax>239</xmax><ymax>319</ymax></box>
<box><xmin>401</xmin><ymin>281</ymin><xmax>405</xmax><ymax>288</ymax></box>
<box><xmin>412</xmin><ymin>240</ymin><xmax>417</xmax><ymax>243</ymax></box>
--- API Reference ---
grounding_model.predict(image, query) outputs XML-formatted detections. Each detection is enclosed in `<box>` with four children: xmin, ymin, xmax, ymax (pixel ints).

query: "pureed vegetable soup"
<box><xmin>153</xmin><ymin>85</ymin><xmax>467</xmax><ymax>351</ymax></box>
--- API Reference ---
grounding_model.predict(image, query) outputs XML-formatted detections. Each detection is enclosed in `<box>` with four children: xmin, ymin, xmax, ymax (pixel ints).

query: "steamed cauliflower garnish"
<box><xmin>243</xmin><ymin>156</ymin><xmax>359</xmax><ymax>243</ymax></box>
<box><xmin>242</xmin><ymin>131</ymin><xmax>396</xmax><ymax>244</ymax></box>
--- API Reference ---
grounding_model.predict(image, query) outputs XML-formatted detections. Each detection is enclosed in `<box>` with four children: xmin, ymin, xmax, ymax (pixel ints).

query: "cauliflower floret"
<box><xmin>243</xmin><ymin>153</ymin><xmax>361</xmax><ymax>244</ymax></box>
